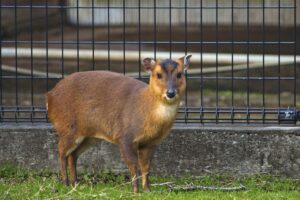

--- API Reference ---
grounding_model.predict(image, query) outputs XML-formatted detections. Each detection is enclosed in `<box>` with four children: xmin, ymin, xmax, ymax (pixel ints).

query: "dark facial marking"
<box><xmin>160</xmin><ymin>59</ymin><xmax>178</xmax><ymax>72</ymax></box>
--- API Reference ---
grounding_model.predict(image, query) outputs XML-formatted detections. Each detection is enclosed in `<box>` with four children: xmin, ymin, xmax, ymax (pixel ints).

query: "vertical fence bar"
<box><xmin>216</xmin><ymin>0</ymin><xmax>219</xmax><ymax>123</ymax></box>
<box><xmin>30</xmin><ymin>0</ymin><xmax>33</xmax><ymax>122</ymax></box>
<box><xmin>0</xmin><ymin>0</ymin><xmax>2</xmax><ymax>122</ymax></box>
<box><xmin>231</xmin><ymin>0</ymin><xmax>234</xmax><ymax>123</ymax></box>
<box><xmin>184</xmin><ymin>0</ymin><xmax>187</xmax><ymax>57</ymax></box>
<box><xmin>76</xmin><ymin>0</ymin><xmax>79</xmax><ymax>72</ymax></box>
<box><xmin>200</xmin><ymin>0</ymin><xmax>203</xmax><ymax>124</ymax></box>
<box><xmin>262</xmin><ymin>0</ymin><xmax>265</xmax><ymax>123</ymax></box>
<box><xmin>14</xmin><ymin>0</ymin><xmax>18</xmax><ymax>122</ymax></box>
<box><xmin>46</xmin><ymin>0</ymin><xmax>50</xmax><ymax>121</ymax></box>
<box><xmin>107</xmin><ymin>0</ymin><xmax>110</xmax><ymax>71</ymax></box>
<box><xmin>294</xmin><ymin>0</ymin><xmax>297</xmax><ymax>108</ymax></box>
<box><xmin>184</xmin><ymin>0</ymin><xmax>188</xmax><ymax>123</ymax></box>
<box><xmin>123</xmin><ymin>0</ymin><xmax>125</xmax><ymax>75</ymax></box>
<box><xmin>154</xmin><ymin>0</ymin><xmax>157</xmax><ymax>60</ymax></box>
<box><xmin>169</xmin><ymin>0</ymin><xmax>172</xmax><ymax>59</ymax></box>
<box><xmin>138</xmin><ymin>0</ymin><xmax>141</xmax><ymax>78</ymax></box>
<box><xmin>60</xmin><ymin>0</ymin><xmax>65</xmax><ymax>79</ymax></box>
<box><xmin>46</xmin><ymin>1</ymin><xmax>49</xmax><ymax>92</ymax></box>
<box><xmin>92</xmin><ymin>0</ymin><xmax>95</xmax><ymax>70</ymax></box>
<box><xmin>278</xmin><ymin>0</ymin><xmax>281</xmax><ymax>109</ymax></box>
<box><xmin>247</xmin><ymin>0</ymin><xmax>250</xmax><ymax>123</ymax></box>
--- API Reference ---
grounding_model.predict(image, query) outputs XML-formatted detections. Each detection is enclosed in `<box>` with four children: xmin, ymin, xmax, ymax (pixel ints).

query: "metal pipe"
<box><xmin>1</xmin><ymin>60</ymin><xmax>294</xmax><ymax>79</ymax></box>
<box><xmin>1</xmin><ymin>47</ymin><xmax>299</xmax><ymax>64</ymax></box>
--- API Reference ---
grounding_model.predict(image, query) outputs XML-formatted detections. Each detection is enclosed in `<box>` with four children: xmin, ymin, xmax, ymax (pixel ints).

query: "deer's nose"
<box><xmin>166</xmin><ymin>89</ymin><xmax>176</xmax><ymax>98</ymax></box>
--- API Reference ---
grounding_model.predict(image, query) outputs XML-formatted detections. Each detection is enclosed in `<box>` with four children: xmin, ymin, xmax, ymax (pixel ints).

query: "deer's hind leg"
<box><xmin>68</xmin><ymin>138</ymin><xmax>96</xmax><ymax>186</ymax></box>
<box><xmin>58</xmin><ymin>132</ymin><xmax>85</xmax><ymax>186</ymax></box>
<box><xmin>58</xmin><ymin>138</ymin><xmax>69</xmax><ymax>185</ymax></box>
<box><xmin>67</xmin><ymin>151</ymin><xmax>78</xmax><ymax>186</ymax></box>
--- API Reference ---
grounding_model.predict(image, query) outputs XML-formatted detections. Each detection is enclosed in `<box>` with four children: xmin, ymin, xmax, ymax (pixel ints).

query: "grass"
<box><xmin>0</xmin><ymin>164</ymin><xmax>300</xmax><ymax>200</ymax></box>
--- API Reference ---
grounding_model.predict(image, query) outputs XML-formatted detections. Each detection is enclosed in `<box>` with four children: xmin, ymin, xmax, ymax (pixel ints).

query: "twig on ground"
<box><xmin>166</xmin><ymin>183</ymin><xmax>247</xmax><ymax>192</ymax></box>
<box><xmin>151</xmin><ymin>182</ymin><xmax>174</xmax><ymax>186</ymax></box>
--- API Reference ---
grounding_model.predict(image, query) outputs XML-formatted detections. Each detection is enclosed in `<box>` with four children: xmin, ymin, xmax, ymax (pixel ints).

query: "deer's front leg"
<box><xmin>119</xmin><ymin>141</ymin><xmax>139</xmax><ymax>193</ymax></box>
<box><xmin>138</xmin><ymin>146</ymin><xmax>155</xmax><ymax>192</ymax></box>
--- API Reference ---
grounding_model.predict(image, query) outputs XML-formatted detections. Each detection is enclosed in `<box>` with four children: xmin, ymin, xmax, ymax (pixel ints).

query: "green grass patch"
<box><xmin>0</xmin><ymin>164</ymin><xmax>300</xmax><ymax>199</ymax></box>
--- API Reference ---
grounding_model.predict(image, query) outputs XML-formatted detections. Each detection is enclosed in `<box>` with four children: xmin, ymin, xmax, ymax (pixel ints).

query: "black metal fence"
<box><xmin>0</xmin><ymin>0</ymin><xmax>299</xmax><ymax>124</ymax></box>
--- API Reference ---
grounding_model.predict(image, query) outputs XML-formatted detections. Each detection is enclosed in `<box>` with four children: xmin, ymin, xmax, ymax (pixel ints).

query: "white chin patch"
<box><xmin>165</xmin><ymin>96</ymin><xmax>176</xmax><ymax>103</ymax></box>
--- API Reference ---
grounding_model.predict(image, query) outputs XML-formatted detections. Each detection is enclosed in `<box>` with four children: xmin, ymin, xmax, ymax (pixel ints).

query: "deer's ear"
<box><xmin>178</xmin><ymin>54</ymin><xmax>192</xmax><ymax>71</ymax></box>
<box><xmin>142</xmin><ymin>57</ymin><xmax>156</xmax><ymax>73</ymax></box>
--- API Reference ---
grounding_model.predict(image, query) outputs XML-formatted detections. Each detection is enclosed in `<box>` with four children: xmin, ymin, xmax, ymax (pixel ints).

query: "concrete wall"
<box><xmin>1</xmin><ymin>124</ymin><xmax>300</xmax><ymax>178</ymax></box>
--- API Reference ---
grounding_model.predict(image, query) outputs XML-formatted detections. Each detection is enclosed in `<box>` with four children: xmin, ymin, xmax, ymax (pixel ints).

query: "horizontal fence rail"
<box><xmin>0</xmin><ymin>0</ymin><xmax>299</xmax><ymax>125</ymax></box>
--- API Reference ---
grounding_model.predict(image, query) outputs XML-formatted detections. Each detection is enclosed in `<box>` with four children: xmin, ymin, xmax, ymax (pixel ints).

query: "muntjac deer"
<box><xmin>47</xmin><ymin>55</ymin><xmax>192</xmax><ymax>193</ymax></box>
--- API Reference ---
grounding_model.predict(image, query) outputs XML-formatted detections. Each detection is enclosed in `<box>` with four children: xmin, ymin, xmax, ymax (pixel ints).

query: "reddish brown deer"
<box><xmin>46</xmin><ymin>55</ymin><xmax>192</xmax><ymax>193</ymax></box>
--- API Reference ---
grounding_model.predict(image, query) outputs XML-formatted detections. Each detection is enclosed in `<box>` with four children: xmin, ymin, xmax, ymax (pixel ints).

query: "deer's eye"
<box><xmin>177</xmin><ymin>73</ymin><xmax>182</xmax><ymax>79</ymax></box>
<box><xmin>157</xmin><ymin>73</ymin><xmax>162</xmax><ymax>79</ymax></box>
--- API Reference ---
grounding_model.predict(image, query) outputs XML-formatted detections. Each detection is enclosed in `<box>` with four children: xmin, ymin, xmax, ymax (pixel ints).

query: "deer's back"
<box><xmin>47</xmin><ymin>71</ymin><xmax>148</xmax><ymax>141</ymax></box>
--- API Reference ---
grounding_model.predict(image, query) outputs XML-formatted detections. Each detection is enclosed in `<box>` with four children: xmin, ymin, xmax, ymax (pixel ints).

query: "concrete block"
<box><xmin>0</xmin><ymin>124</ymin><xmax>300</xmax><ymax>178</ymax></box>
